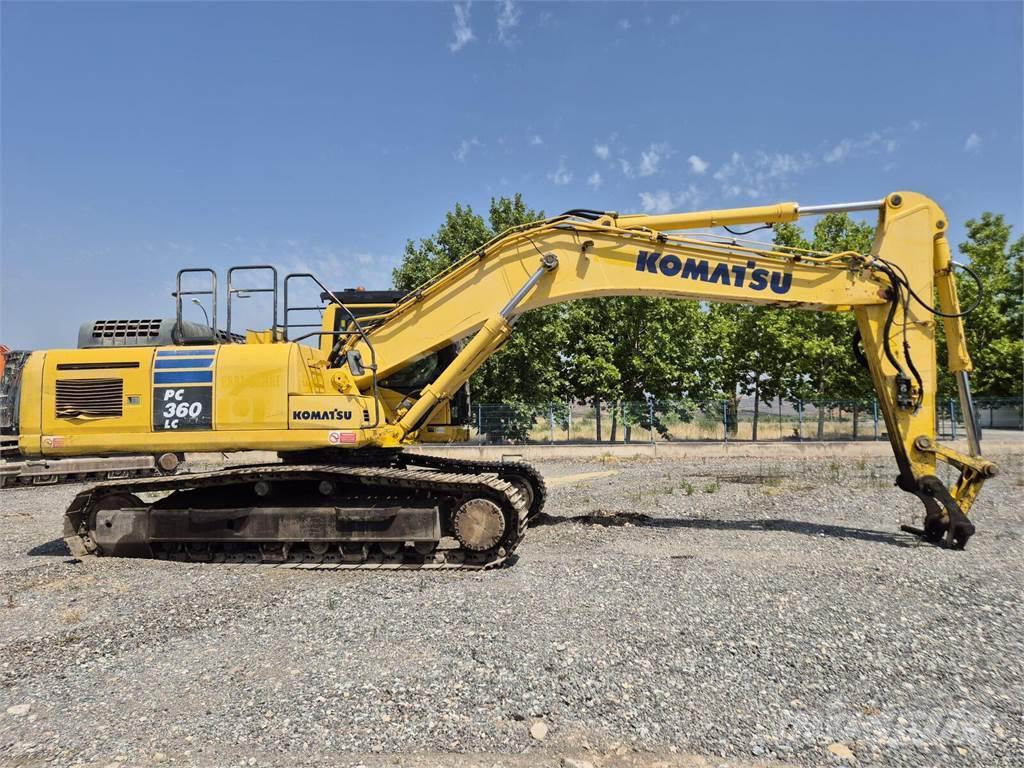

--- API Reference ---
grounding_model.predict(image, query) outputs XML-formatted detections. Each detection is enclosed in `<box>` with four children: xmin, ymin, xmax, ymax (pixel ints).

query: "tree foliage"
<box><xmin>776</xmin><ymin>214</ymin><xmax>876</xmax><ymax>404</ymax></box>
<box><xmin>393</xmin><ymin>195</ymin><xmax>568</xmax><ymax>438</ymax></box>
<box><xmin>954</xmin><ymin>213</ymin><xmax>1023</xmax><ymax>397</ymax></box>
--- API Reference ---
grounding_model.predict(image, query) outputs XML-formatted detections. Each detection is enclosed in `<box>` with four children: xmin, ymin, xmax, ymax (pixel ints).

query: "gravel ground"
<box><xmin>0</xmin><ymin>449</ymin><xmax>1022</xmax><ymax>768</ymax></box>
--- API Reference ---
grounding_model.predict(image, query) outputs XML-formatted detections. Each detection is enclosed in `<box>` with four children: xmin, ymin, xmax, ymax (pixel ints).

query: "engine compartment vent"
<box><xmin>78</xmin><ymin>318</ymin><xmax>243</xmax><ymax>348</ymax></box>
<box><xmin>55</xmin><ymin>378</ymin><xmax>124</xmax><ymax>418</ymax></box>
<box><xmin>90</xmin><ymin>319</ymin><xmax>164</xmax><ymax>342</ymax></box>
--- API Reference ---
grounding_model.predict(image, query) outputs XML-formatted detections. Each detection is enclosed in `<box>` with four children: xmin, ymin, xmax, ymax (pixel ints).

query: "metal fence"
<box><xmin>471</xmin><ymin>396</ymin><xmax>1023</xmax><ymax>444</ymax></box>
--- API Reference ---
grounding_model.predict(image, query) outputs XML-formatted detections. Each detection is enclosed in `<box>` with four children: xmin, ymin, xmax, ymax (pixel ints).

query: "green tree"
<box><xmin>560</xmin><ymin>294</ymin><xmax>719</xmax><ymax>443</ymax></box>
<box><xmin>392</xmin><ymin>194</ymin><xmax>567</xmax><ymax>441</ymax></box>
<box><xmin>951</xmin><ymin>213</ymin><xmax>1024</xmax><ymax>398</ymax></box>
<box><xmin>392</xmin><ymin>203</ymin><xmax>491</xmax><ymax>291</ymax></box>
<box><xmin>707</xmin><ymin>299</ymin><xmax>797</xmax><ymax>440</ymax></box>
<box><xmin>773</xmin><ymin>214</ymin><xmax>876</xmax><ymax>437</ymax></box>
<box><xmin>606</xmin><ymin>297</ymin><xmax>717</xmax><ymax>442</ymax></box>
<box><xmin>561</xmin><ymin>299</ymin><xmax>621</xmax><ymax>441</ymax></box>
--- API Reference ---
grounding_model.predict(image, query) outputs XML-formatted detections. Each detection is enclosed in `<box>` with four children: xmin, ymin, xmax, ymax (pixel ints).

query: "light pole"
<box><xmin>191</xmin><ymin>298</ymin><xmax>211</xmax><ymax>328</ymax></box>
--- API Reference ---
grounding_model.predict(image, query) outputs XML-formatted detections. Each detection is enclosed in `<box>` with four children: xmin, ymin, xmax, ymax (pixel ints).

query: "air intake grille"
<box><xmin>55</xmin><ymin>378</ymin><xmax>124</xmax><ymax>418</ymax></box>
<box><xmin>90</xmin><ymin>319</ymin><xmax>163</xmax><ymax>341</ymax></box>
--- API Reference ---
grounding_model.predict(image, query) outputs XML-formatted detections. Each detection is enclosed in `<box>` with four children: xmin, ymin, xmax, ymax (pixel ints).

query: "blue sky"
<box><xmin>2</xmin><ymin>1</ymin><xmax>1021</xmax><ymax>349</ymax></box>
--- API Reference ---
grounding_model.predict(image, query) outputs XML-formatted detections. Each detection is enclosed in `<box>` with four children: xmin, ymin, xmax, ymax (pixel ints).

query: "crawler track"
<box><xmin>64</xmin><ymin>463</ymin><xmax>529</xmax><ymax>570</ymax></box>
<box><xmin>280</xmin><ymin>449</ymin><xmax>548</xmax><ymax>523</ymax></box>
<box><xmin>398</xmin><ymin>453</ymin><xmax>548</xmax><ymax>523</ymax></box>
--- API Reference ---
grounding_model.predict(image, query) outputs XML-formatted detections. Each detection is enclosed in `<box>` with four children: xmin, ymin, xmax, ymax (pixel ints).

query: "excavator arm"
<box><xmin>340</xmin><ymin>191</ymin><xmax>997</xmax><ymax>548</ymax></box>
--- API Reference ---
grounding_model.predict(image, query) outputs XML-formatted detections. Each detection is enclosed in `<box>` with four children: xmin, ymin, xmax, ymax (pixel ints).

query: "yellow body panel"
<box><xmin>214</xmin><ymin>344</ymin><xmax>289</xmax><ymax>431</ymax></box>
<box><xmin>15</xmin><ymin>352</ymin><xmax>45</xmax><ymax>455</ymax></box>
<box><xmin>40</xmin><ymin>347</ymin><xmax>155</xmax><ymax>436</ymax></box>
<box><xmin>288</xmin><ymin>394</ymin><xmax>374</xmax><ymax>429</ymax></box>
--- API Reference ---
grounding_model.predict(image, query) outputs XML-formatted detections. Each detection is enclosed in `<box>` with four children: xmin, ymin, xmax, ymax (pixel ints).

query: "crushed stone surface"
<box><xmin>1</xmin><ymin>450</ymin><xmax>1021</xmax><ymax>767</ymax></box>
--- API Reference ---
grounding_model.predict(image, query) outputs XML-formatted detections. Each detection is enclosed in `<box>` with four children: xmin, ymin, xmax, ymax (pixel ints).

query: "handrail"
<box><xmin>226</xmin><ymin>265</ymin><xmax>278</xmax><ymax>342</ymax></box>
<box><xmin>173</xmin><ymin>268</ymin><xmax>217</xmax><ymax>344</ymax></box>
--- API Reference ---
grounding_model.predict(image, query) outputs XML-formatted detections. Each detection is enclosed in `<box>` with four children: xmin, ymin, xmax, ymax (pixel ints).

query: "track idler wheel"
<box><xmin>453</xmin><ymin>498</ymin><xmax>507</xmax><ymax>552</ymax></box>
<box><xmin>64</xmin><ymin>491</ymin><xmax>146</xmax><ymax>557</ymax></box>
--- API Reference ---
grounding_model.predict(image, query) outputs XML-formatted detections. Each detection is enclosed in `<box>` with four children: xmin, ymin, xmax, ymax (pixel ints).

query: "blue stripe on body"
<box><xmin>154</xmin><ymin>370</ymin><xmax>214</xmax><ymax>385</ymax></box>
<box><xmin>154</xmin><ymin>358</ymin><xmax>214</xmax><ymax>369</ymax></box>
<box><xmin>155</xmin><ymin>349</ymin><xmax>216</xmax><ymax>357</ymax></box>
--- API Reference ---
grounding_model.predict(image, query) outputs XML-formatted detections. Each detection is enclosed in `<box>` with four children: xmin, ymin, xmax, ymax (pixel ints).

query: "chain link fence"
<box><xmin>470</xmin><ymin>396</ymin><xmax>1022</xmax><ymax>445</ymax></box>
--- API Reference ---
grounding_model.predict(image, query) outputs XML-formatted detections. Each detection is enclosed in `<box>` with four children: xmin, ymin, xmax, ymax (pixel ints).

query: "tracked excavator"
<box><xmin>10</xmin><ymin>191</ymin><xmax>998</xmax><ymax>569</ymax></box>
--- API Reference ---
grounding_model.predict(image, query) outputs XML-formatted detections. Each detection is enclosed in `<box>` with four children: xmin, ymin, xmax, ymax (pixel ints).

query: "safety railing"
<box><xmin>173</xmin><ymin>268</ymin><xmax>218</xmax><ymax>344</ymax></box>
<box><xmin>226</xmin><ymin>265</ymin><xmax>278</xmax><ymax>341</ymax></box>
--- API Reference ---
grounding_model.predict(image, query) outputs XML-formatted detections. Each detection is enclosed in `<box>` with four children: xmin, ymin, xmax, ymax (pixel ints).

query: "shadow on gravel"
<box><xmin>28</xmin><ymin>538</ymin><xmax>71</xmax><ymax>556</ymax></box>
<box><xmin>532</xmin><ymin>511</ymin><xmax>916</xmax><ymax>548</ymax></box>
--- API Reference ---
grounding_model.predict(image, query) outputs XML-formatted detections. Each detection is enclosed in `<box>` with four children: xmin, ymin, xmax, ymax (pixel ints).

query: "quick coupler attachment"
<box><xmin>900</xmin><ymin>475</ymin><xmax>976</xmax><ymax>550</ymax></box>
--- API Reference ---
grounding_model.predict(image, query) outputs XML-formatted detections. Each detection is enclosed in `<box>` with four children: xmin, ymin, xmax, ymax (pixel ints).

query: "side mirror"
<box><xmin>346</xmin><ymin>350</ymin><xmax>366</xmax><ymax>377</ymax></box>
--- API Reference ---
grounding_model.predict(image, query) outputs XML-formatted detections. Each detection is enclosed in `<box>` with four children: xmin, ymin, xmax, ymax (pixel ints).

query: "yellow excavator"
<box><xmin>10</xmin><ymin>191</ymin><xmax>998</xmax><ymax>568</ymax></box>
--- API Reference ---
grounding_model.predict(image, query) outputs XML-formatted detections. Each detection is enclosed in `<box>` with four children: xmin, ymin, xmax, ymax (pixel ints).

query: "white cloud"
<box><xmin>687</xmin><ymin>154</ymin><xmax>709</xmax><ymax>175</ymax></box>
<box><xmin>618</xmin><ymin>158</ymin><xmax>634</xmax><ymax>177</ymax></box>
<box><xmin>639</xmin><ymin>142</ymin><xmax>672</xmax><ymax>176</ymax></box>
<box><xmin>669</xmin><ymin>13</ymin><xmax>682</xmax><ymax>26</ymax></box>
<box><xmin>910</xmin><ymin>119</ymin><xmax>922</xmax><ymax>132</ymax></box>
<box><xmin>823</xmin><ymin>130</ymin><xmax>900</xmax><ymax>165</ymax></box>
<box><xmin>548</xmin><ymin>156</ymin><xmax>572</xmax><ymax>186</ymax></box>
<box><xmin>638</xmin><ymin>187</ymin><xmax>701</xmax><ymax>214</ymax></box>
<box><xmin>713</xmin><ymin>150</ymin><xmax>813</xmax><ymax>199</ymax></box>
<box><xmin>618</xmin><ymin>18</ymin><xmax>631</xmax><ymax>31</ymax></box>
<box><xmin>496</xmin><ymin>0</ymin><xmax>520</xmax><ymax>45</ymax></box>
<box><xmin>529</xmin><ymin>134</ymin><xmax>544</xmax><ymax>146</ymax></box>
<box><xmin>712</xmin><ymin>152</ymin><xmax>744</xmax><ymax>185</ymax></box>
<box><xmin>964</xmin><ymin>132</ymin><xmax>983</xmax><ymax>152</ymax></box>
<box><xmin>759</xmin><ymin>151</ymin><xmax>812</xmax><ymax>178</ymax></box>
<box><xmin>639</xmin><ymin>190</ymin><xmax>674</xmax><ymax>214</ymax></box>
<box><xmin>587</xmin><ymin>172</ymin><xmax>603</xmax><ymax>189</ymax></box>
<box><xmin>281</xmin><ymin>245</ymin><xmax>396</xmax><ymax>294</ymax></box>
<box><xmin>454</xmin><ymin>137</ymin><xmax>480</xmax><ymax>162</ymax></box>
<box><xmin>824</xmin><ymin>138</ymin><xmax>852</xmax><ymax>164</ymax></box>
<box><xmin>593</xmin><ymin>143</ymin><xmax>610</xmax><ymax>160</ymax></box>
<box><xmin>449</xmin><ymin>2</ymin><xmax>475</xmax><ymax>52</ymax></box>
<box><xmin>676</xmin><ymin>184</ymin><xmax>701</xmax><ymax>208</ymax></box>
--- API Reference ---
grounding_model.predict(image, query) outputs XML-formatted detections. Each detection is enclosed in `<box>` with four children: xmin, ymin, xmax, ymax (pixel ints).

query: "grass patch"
<box><xmin>62</xmin><ymin>607</ymin><xmax>84</xmax><ymax>624</ymax></box>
